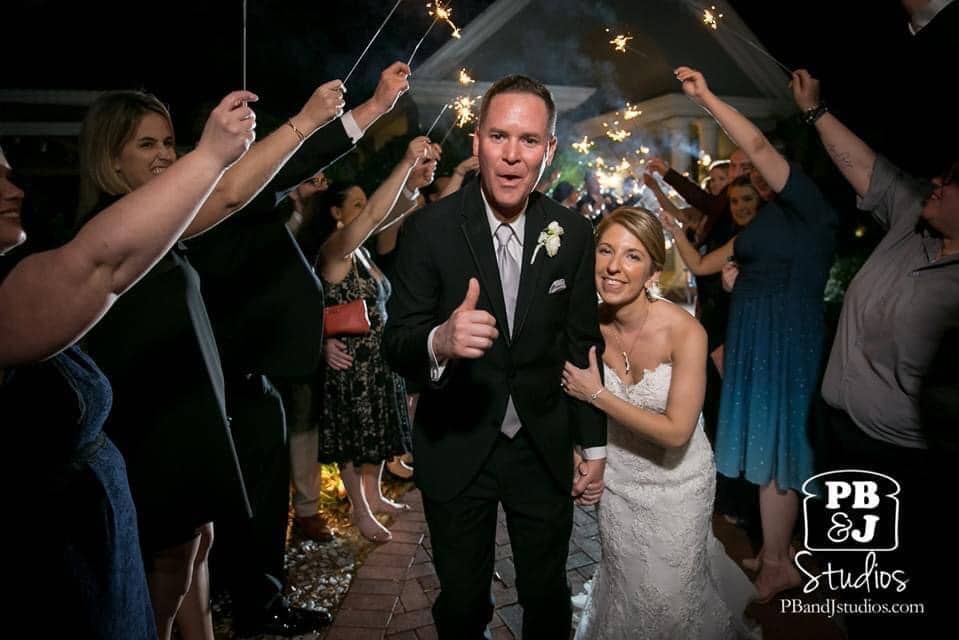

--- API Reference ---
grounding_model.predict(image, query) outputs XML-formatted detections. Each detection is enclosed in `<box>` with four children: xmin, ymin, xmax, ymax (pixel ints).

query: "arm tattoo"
<box><xmin>826</xmin><ymin>144</ymin><xmax>854</xmax><ymax>169</ymax></box>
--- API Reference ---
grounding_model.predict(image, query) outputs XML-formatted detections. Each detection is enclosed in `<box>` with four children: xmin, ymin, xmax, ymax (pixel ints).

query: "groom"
<box><xmin>384</xmin><ymin>75</ymin><xmax>606</xmax><ymax>638</ymax></box>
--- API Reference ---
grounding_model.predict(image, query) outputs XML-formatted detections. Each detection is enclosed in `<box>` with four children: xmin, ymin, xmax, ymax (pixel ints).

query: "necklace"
<box><xmin>609</xmin><ymin>305</ymin><xmax>651</xmax><ymax>375</ymax></box>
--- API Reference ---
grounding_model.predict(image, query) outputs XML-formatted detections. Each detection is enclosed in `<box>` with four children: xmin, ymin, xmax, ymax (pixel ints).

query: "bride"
<box><xmin>562</xmin><ymin>208</ymin><xmax>760</xmax><ymax>639</ymax></box>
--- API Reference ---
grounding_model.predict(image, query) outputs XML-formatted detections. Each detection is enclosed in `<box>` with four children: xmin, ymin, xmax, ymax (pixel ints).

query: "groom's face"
<box><xmin>473</xmin><ymin>92</ymin><xmax>556</xmax><ymax>220</ymax></box>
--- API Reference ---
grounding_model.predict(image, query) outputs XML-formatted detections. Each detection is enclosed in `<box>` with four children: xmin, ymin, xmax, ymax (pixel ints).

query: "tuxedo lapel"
<box><xmin>513</xmin><ymin>194</ymin><xmax>547</xmax><ymax>342</ymax></box>
<box><xmin>459</xmin><ymin>181</ymin><xmax>511</xmax><ymax>345</ymax></box>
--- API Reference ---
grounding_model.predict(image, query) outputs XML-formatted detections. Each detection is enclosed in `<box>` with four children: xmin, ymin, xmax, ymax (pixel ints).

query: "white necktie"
<box><xmin>495</xmin><ymin>223</ymin><xmax>522</xmax><ymax>438</ymax></box>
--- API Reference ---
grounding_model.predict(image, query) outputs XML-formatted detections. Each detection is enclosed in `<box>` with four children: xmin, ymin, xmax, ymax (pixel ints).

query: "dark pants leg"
<box><xmin>823</xmin><ymin>408</ymin><xmax>944</xmax><ymax>637</ymax></box>
<box><xmin>499</xmin><ymin>432</ymin><xmax>573</xmax><ymax>640</ymax></box>
<box><xmin>212</xmin><ymin>375</ymin><xmax>291</xmax><ymax>621</ymax></box>
<box><xmin>424</xmin><ymin>431</ymin><xmax>574</xmax><ymax>640</ymax></box>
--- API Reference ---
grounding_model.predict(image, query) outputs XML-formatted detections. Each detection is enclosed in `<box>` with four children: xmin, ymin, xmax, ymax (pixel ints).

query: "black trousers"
<box><xmin>423</xmin><ymin>429</ymin><xmax>573</xmax><ymax>640</ymax></box>
<box><xmin>822</xmin><ymin>407</ymin><xmax>951</xmax><ymax>637</ymax></box>
<box><xmin>211</xmin><ymin>375</ymin><xmax>291</xmax><ymax>620</ymax></box>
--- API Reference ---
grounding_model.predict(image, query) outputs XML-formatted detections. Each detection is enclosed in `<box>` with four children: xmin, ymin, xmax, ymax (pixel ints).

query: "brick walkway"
<box><xmin>322</xmin><ymin>488</ymin><xmax>844</xmax><ymax>640</ymax></box>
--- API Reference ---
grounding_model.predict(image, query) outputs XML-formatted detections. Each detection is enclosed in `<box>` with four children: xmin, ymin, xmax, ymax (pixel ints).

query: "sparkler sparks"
<box><xmin>428</xmin><ymin>2</ymin><xmax>461</xmax><ymax>38</ymax></box>
<box><xmin>572</xmin><ymin>136</ymin><xmax>594</xmax><ymax>154</ymax></box>
<box><xmin>609</xmin><ymin>33</ymin><xmax>633</xmax><ymax>52</ymax></box>
<box><xmin>623</xmin><ymin>103</ymin><xmax>642</xmax><ymax>120</ymax></box>
<box><xmin>703</xmin><ymin>5</ymin><xmax>724</xmax><ymax>30</ymax></box>
<box><xmin>458</xmin><ymin>68</ymin><xmax>475</xmax><ymax>86</ymax></box>
<box><xmin>452</xmin><ymin>95</ymin><xmax>477</xmax><ymax>128</ymax></box>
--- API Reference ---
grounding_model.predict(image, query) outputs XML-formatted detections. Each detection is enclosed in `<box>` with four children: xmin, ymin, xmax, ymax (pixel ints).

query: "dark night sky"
<box><xmin>5</xmin><ymin>0</ymin><xmax>955</xmax><ymax>222</ymax></box>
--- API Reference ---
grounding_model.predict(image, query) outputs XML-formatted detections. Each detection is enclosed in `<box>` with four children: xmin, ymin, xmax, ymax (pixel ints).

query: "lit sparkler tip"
<box><xmin>605</xmin><ymin>128</ymin><xmax>631</xmax><ymax>143</ymax></box>
<box><xmin>458</xmin><ymin>68</ymin><xmax>475</xmax><ymax>85</ymax></box>
<box><xmin>703</xmin><ymin>5</ymin><xmax>724</xmax><ymax>30</ymax></box>
<box><xmin>571</xmin><ymin>135</ymin><xmax>594</xmax><ymax>155</ymax></box>
<box><xmin>623</xmin><ymin>102</ymin><xmax>642</xmax><ymax>120</ymax></box>
<box><xmin>609</xmin><ymin>34</ymin><xmax>633</xmax><ymax>53</ymax></box>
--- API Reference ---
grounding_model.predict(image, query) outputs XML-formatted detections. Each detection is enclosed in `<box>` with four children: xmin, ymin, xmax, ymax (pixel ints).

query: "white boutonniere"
<box><xmin>531</xmin><ymin>220</ymin><xmax>564</xmax><ymax>264</ymax></box>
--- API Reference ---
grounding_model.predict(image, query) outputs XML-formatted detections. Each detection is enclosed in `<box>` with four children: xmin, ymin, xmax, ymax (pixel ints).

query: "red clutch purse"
<box><xmin>323</xmin><ymin>299</ymin><xmax>371</xmax><ymax>338</ymax></box>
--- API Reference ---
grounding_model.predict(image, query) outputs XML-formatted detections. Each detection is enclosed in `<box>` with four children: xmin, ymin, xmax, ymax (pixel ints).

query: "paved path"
<box><xmin>320</xmin><ymin>488</ymin><xmax>844</xmax><ymax>640</ymax></box>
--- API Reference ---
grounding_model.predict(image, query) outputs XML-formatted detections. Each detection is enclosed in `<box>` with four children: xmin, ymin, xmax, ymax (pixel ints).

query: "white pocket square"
<box><xmin>548</xmin><ymin>279</ymin><xmax>567</xmax><ymax>294</ymax></box>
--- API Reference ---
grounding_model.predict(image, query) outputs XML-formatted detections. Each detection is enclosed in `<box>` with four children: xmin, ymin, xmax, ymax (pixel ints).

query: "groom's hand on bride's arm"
<box><xmin>573</xmin><ymin>457</ymin><xmax>606</xmax><ymax>506</ymax></box>
<box><xmin>431</xmin><ymin>277</ymin><xmax>499</xmax><ymax>362</ymax></box>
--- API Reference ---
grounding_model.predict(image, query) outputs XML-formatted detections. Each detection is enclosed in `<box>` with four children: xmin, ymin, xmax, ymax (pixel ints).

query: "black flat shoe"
<box><xmin>233</xmin><ymin>601</ymin><xmax>332</xmax><ymax>638</ymax></box>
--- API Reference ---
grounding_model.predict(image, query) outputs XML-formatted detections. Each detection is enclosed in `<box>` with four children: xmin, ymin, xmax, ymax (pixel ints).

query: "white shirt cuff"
<box><xmin>341</xmin><ymin>111</ymin><xmax>363</xmax><ymax>144</ymax></box>
<box><xmin>427</xmin><ymin>326</ymin><xmax>447</xmax><ymax>382</ymax></box>
<box><xmin>581</xmin><ymin>446</ymin><xmax>607</xmax><ymax>460</ymax></box>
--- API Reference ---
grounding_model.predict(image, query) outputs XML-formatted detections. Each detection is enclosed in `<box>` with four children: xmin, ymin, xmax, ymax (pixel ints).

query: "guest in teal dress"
<box><xmin>661</xmin><ymin>67</ymin><xmax>838</xmax><ymax>604</ymax></box>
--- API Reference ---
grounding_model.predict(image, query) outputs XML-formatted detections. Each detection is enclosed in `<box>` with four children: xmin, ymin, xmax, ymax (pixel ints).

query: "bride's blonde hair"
<box><xmin>595</xmin><ymin>207</ymin><xmax>666</xmax><ymax>274</ymax></box>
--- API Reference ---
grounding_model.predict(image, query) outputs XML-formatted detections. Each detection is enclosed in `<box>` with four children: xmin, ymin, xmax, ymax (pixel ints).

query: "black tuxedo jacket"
<box><xmin>384</xmin><ymin>178</ymin><xmax>606</xmax><ymax>502</ymax></box>
<box><xmin>187</xmin><ymin>116</ymin><xmax>356</xmax><ymax>380</ymax></box>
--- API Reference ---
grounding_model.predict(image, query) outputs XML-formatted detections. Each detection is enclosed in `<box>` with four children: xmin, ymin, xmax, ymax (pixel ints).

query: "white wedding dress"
<box><xmin>574</xmin><ymin>363</ymin><xmax>761</xmax><ymax>640</ymax></box>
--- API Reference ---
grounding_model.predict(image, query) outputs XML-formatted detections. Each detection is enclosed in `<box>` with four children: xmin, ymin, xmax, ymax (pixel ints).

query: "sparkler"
<box><xmin>572</xmin><ymin>136</ymin><xmax>594</xmax><ymax>155</ymax></box>
<box><xmin>429</xmin><ymin>2</ymin><xmax>462</xmax><ymax>38</ymax></box>
<box><xmin>458</xmin><ymin>68</ymin><xmax>475</xmax><ymax>86</ymax></box>
<box><xmin>407</xmin><ymin>18</ymin><xmax>439</xmax><ymax>67</ymax></box>
<box><xmin>425</xmin><ymin>103</ymin><xmax>450</xmax><ymax>137</ymax></box>
<box><xmin>623</xmin><ymin>103</ymin><xmax>642</xmax><ymax>120</ymax></box>
<box><xmin>452</xmin><ymin>95</ymin><xmax>477</xmax><ymax>128</ymax></box>
<box><xmin>699</xmin><ymin>4</ymin><xmax>792</xmax><ymax>75</ymax></box>
<box><xmin>345</xmin><ymin>0</ymin><xmax>405</xmax><ymax>85</ymax></box>
<box><xmin>603</xmin><ymin>122</ymin><xmax>631</xmax><ymax>143</ymax></box>
<box><xmin>242</xmin><ymin>0</ymin><xmax>247</xmax><ymax>89</ymax></box>
<box><xmin>606</xmin><ymin>28</ymin><xmax>649</xmax><ymax>59</ymax></box>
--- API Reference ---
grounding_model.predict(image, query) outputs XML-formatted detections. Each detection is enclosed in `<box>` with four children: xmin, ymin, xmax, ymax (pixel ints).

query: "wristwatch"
<box><xmin>802</xmin><ymin>104</ymin><xmax>829</xmax><ymax>125</ymax></box>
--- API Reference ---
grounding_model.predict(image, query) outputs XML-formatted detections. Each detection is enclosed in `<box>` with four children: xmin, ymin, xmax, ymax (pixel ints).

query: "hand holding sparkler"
<box><xmin>352</xmin><ymin>62</ymin><xmax>411</xmax><ymax>132</ymax></box>
<box><xmin>407</xmin><ymin>144</ymin><xmax>442</xmax><ymax>190</ymax></box>
<box><xmin>297</xmin><ymin>80</ymin><xmax>347</xmax><ymax>132</ymax></box>
<box><xmin>453</xmin><ymin>155</ymin><xmax>479</xmax><ymax>178</ymax></box>
<box><xmin>789</xmin><ymin>69</ymin><xmax>821</xmax><ymax>112</ymax></box>
<box><xmin>674</xmin><ymin>66</ymin><xmax>712</xmax><ymax>104</ymax></box>
<box><xmin>646</xmin><ymin>157</ymin><xmax>669</xmax><ymax>176</ymax></box>
<box><xmin>403</xmin><ymin>136</ymin><xmax>437</xmax><ymax>170</ymax></box>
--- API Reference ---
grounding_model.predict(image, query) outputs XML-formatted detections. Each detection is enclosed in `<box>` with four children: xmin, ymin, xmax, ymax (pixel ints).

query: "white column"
<box><xmin>667</xmin><ymin>117</ymin><xmax>693</xmax><ymax>175</ymax></box>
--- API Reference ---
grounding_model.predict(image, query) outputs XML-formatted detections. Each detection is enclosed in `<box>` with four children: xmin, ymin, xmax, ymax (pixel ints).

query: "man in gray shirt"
<box><xmin>792</xmin><ymin>68</ymin><xmax>957</xmax><ymax>636</ymax></box>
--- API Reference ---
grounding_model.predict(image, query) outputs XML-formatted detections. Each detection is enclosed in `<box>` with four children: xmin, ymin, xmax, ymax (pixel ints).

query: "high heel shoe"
<box><xmin>350</xmin><ymin>511</ymin><xmax>392</xmax><ymax>543</ymax></box>
<box><xmin>385</xmin><ymin>457</ymin><xmax>414</xmax><ymax>480</ymax></box>
<box><xmin>371</xmin><ymin>497</ymin><xmax>411</xmax><ymax>516</ymax></box>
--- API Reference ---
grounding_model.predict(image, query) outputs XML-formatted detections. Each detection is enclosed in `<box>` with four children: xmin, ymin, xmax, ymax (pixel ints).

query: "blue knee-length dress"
<box><xmin>714</xmin><ymin>165</ymin><xmax>838</xmax><ymax>492</ymax></box>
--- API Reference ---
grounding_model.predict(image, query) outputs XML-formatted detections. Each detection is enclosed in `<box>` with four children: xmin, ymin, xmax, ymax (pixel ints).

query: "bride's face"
<box><xmin>595</xmin><ymin>223</ymin><xmax>659</xmax><ymax>306</ymax></box>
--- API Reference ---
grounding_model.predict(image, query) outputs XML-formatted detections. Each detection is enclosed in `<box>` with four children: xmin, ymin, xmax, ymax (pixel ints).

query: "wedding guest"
<box><xmin>669</xmin><ymin>66</ymin><xmax>838</xmax><ymax>603</ymax></box>
<box><xmin>76</xmin><ymin>77</ymin><xmax>344</xmax><ymax>638</ymax></box>
<box><xmin>793</xmin><ymin>67</ymin><xmax>958</xmax><ymax>635</ymax></box>
<box><xmin>0</xmin><ymin>94</ymin><xmax>253</xmax><ymax>639</ymax></box>
<box><xmin>316</xmin><ymin>138</ymin><xmax>439</xmax><ymax>542</ymax></box>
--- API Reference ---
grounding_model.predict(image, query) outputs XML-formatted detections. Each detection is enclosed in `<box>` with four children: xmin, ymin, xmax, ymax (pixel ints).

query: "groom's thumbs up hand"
<box><xmin>433</xmin><ymin>278</ymin><xmax>499</xmax><ymax>361</ymax></box>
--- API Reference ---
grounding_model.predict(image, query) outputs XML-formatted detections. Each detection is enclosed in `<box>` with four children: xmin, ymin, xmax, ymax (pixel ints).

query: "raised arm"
<box><xmin>440</xmin><ymin>155</ymin><xmax>479</xmax><ymax>198</ymax></box>
<box><xmin>647</xmin><ymin>157</ymin><xmax>726</xmax><ymax>219</ymax></box>
<box><xmin>675</xmin><ymin>66</ymin><xmax>790</xmax><ymax>193</ymax></box>
<box><xmin>182</xmin><ymin>80</ymin><xmax>345</xmax><ymax>238</ymax></box>
<box><xmin>318</xmin><ymin>137</ymin><xmax>433</xmax><ymax>281</ymax></box>
<box><xmin>375</xmin><ymin>142</ymin><xmax>441</xmax><ymax>235</ymax></box>
<box><xmin>791</xmin><ymin>69</ymin><xmax>875</xmax><ymax>198</ymax></box>
<box><xmin>0</xmin><ymin>91</ymin><xmax>256</xmax><ymax>366</ymax></box>
<box><xmin>642</xmin><ymin>172</ymin><xmax>704</xmax><ymax>226</ymax></box>
<box><xmin>661</xmin><ymin>213</ymin><xmax>734</xmax><ymax>276</ymax></box>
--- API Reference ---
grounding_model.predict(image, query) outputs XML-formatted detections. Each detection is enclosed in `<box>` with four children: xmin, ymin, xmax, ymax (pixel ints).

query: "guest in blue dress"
<box><xmin>0</xmin><ymin>103</ymin><xmax>252</xmax><ymax>638</ymax></box>
<box><xmin>660</xmin><ymin>67</ymin><xmax>838</xmax><ymax>604</ymax></box>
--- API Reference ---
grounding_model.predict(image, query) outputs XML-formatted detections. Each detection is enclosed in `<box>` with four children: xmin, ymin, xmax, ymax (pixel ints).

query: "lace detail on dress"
<box><xmin>574</xmin><ymin>364</ymin><xmax>761</xmax><ymax>640</ymax></box>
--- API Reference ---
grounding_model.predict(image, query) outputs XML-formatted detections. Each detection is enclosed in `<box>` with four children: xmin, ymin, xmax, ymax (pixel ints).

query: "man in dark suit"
<box><xmin>384</xmin><ymin>75</ymin><xmax>606</xmax><ymax>639</ymax></box>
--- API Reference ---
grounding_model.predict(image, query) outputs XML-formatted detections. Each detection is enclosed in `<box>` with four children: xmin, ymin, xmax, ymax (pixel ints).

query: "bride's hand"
<box><xmin>562</xmin><ymin>346</ymin><xmax>603</xmax><ymax>403</ymax></box>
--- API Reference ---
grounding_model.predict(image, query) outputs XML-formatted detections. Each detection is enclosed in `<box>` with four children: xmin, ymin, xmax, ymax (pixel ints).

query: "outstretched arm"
<box><xmin>661</xmin><ymin>213</ymin><xmax>734</xmax><ymax>276</ymax></box>
<box><xmin>675</xmin><ymin>66</ymin><xmax>790</xmax><ymax>193</ymax></box>
<box><xmin>318</xmin><ymin>137</ymin><xmax>435</xmax><ymax>281</ymax></box>
<box><xmin>0</xmin><ymin>91</ymin><xmax>256</xmax><ymax>366</ymax></box>
<box><xmin>642</xmin><ymin>172</ymin><xmax>704</xmax><ymax>226</ymax></box>
<box><xmin>791</xmin><ymin>69</ymin><xmax>875</xmax><ymax>198</ymax></box>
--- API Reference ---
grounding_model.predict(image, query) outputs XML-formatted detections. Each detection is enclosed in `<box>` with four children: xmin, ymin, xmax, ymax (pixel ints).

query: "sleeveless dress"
<box><xmin>4</xmin><ymin>346</ymin><xmax>157</xmax><ymax>639</ymax></box>
<box><xmin>574</xmin><ymin>363</ymin><xmax>760</xmax><ymax>640</ymax></box>
<box><xmin>714</xmin><ymin>167</ymin><xmax>837</xmax><ymax>492</ymax></box>
<box><xmin>318</xmin><ymin>248</ymin><xmax>411</xmax><ymax>464</ymax></box>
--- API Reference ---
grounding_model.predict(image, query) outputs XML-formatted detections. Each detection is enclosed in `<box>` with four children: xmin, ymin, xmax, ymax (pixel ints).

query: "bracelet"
<box><xmin>286</xmin><ymin>119</ymin><xmax>306</xmax><ymax>142</ymax></box>
<box><xmin>589</xmin><ymin>387</ymin><xmax>605</xmax><ymax>404</ymax></box>
<box><xmin>802</xmin><ymin>104</ymin><xmax>828</xmax><ymax>126</ymax></box>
